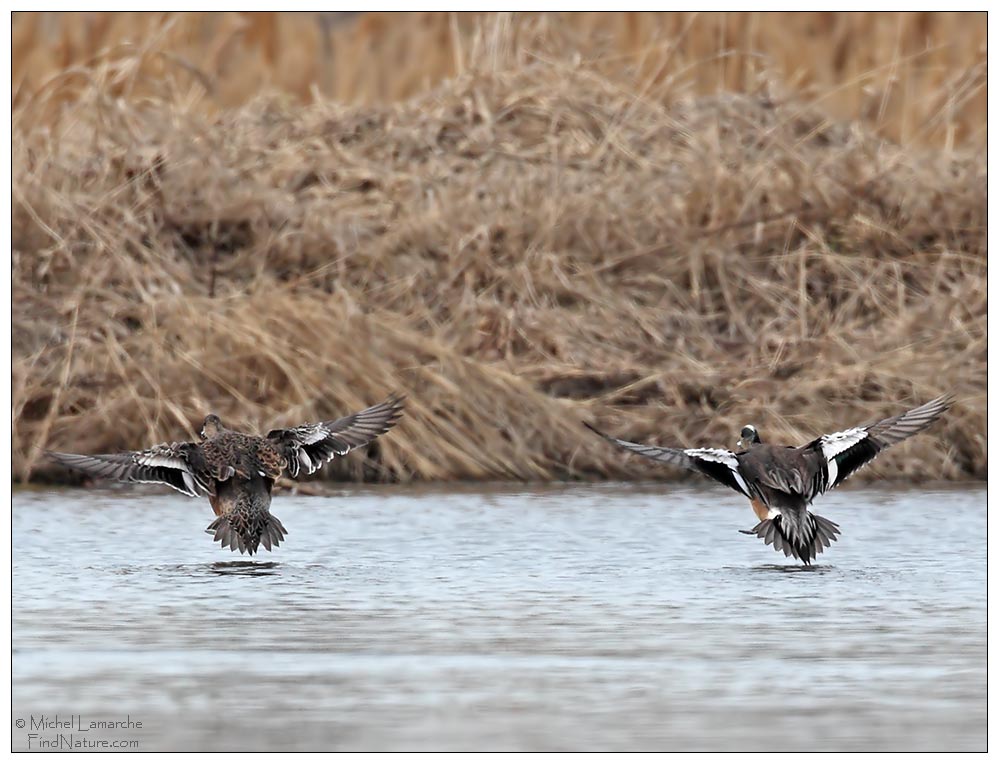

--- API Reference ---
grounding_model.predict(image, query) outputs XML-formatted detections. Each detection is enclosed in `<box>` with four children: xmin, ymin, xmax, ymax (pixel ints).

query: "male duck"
<box><xmin>49</xmin><ymin>394</ymin><xmax>405</xmax><ymax>555</ymax></box>
<box><xmin>586</xmin><ymin>395</ymin><xmax>952</xmax><ymax>565</ymax></box>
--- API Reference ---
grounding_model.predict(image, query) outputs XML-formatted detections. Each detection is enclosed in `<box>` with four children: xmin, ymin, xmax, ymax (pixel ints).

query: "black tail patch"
<box><xmin>206</xmin><ymin>512</ymin><xmax>288</xmax><ymax>555</ymax></box>
<box><xmin>741</xmin><ymin>513</ymin><xmax>840</xmax><ymax>565</ymax></box>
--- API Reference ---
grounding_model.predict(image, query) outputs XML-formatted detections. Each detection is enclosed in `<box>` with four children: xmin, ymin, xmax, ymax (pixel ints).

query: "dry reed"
<box><xmin>13</xmin><ymin>15</ymin><xmax>985</xmax><ymax>485</ymax></box>
<box><xmin>13</xmin><ymin>12</ymin><xmax>987</xmax><ymax>149</ymax></box>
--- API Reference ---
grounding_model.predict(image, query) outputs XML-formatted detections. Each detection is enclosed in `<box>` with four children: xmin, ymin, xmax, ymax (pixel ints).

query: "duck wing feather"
<box><xmin>48</xmin><ymin>442</ymin><xmax>212</xmax><ymax>497</ymax></box>
<box><xmin>801</xmin><ymin>394</ymin><xmax>953</xmax><ymax>496</ymax></box>
<box><xmin>266</xmin><ymin>393</ymin><xmax>405</xmax><ymax>478</ymax></box>
<box><xmin>583</xmin><ymin>422</ymin><xmax>751</xmax><ymax>498</ymax></box>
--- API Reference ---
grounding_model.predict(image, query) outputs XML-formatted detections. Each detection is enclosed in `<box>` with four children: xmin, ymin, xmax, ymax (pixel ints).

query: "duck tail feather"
<box><xmin>206</xmin><ymin>512</ymin><xmax>285</xmax><ymax>556</ymax></box>
<box><xmin>814</xmin><ymin>513</ymin><xmax>841</xmax><ymax>542</ymax></box>
<box><xmin>744</xmin><ymin>513</ymin><xmax>841</xmax><ymax>564</ymax></box>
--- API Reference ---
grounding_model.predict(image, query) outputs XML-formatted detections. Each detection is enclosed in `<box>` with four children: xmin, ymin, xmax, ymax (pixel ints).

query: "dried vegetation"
<box><xmin>13</xmin><ymin>13</ymin><xmax>986</xmax><ymax>484</ymax></box>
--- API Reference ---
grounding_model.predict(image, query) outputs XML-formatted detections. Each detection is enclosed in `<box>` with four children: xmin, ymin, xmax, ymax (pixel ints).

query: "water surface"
<box><xmin>12</xmin><ymin>483</ymin><xmax>985</xmax><ymax>751</ymax></box>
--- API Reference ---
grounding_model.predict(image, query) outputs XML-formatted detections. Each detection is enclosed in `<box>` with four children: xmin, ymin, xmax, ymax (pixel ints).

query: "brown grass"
<box><xmin>13</xmin><ymin>12</ymin><xmax>987</xmax><ymax>149</ymax></box>
<box><xmin>13</xmin><ymin>14</ymin><xmax>985</xmax><ymax>485</ymax></box>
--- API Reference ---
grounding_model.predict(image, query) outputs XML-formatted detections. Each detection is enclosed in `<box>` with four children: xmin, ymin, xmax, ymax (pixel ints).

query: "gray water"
<box><xmin>12</xmin><ymin>483</ymin><xmax>985</xmax><ymax>752</ymax></box>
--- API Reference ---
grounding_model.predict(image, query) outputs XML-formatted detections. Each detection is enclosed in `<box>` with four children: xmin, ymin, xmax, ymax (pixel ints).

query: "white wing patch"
<box><xmin>134</xmin><ymin>451</ymin><xmax>205</xmax><ymax>496</ymax></box>
<box><xmin>136</xmin><ymin>453</ymin><xmax>187</xmax><ymax>470</ymax></box>
<box><xmin>684</xmin><ymin>447</ymin><xmax>751</xmax><ymax>496</ymax></box>
<box><xmin>301</xmin><ymin>428</ymin><xmax>329</xmax><ymax>445</ymax></box>
<box><xmin>819</xmin><ymin>427</ymin><xmax>869</xmax><ymax>490</ymax></box>
<box><xmin>685</xmin><ymin>447</ymin><xmax>737</xmax><ymax>462</ymax></box>
<box><xmin>819</xmin><ymin>427</ymin><xmax>869</xmax><ymax>459</ymax></box>
<box><xmin>283</xmin><ymin>424</ymin><xmax>353</xmax><ymax>477</ymax></box>
<box><xmin>298</xmin><ymin>450</ymin><xmax>314</xmax><ymax>474</ymax></box>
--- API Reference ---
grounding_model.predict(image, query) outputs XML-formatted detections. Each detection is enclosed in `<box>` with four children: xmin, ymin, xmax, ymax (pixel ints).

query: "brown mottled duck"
<box><xmin>48</xmin><ymin>394</ymin><xmax>405</xmax><ymax>555</ymax></box>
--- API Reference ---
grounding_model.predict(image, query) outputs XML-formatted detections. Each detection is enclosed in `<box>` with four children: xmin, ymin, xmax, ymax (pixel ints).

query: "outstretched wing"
<box><xmin>584</xmin><ymin>422</ymin><xmax>751</xmax><ymax>498</ymax></box>
<box><xmin>803</xmin><ymin>395</ymin><xmax>953</xmax><ymax>495</ymax></box>
<box><xmin>267</xmin><ymin>393</ymin><xmax>405</xmax><ymax>478</ymax></box>
<box><xmin>47</xmin><ymin>442</ymin><xmax>211</xmax><ymax>497</ymax></box>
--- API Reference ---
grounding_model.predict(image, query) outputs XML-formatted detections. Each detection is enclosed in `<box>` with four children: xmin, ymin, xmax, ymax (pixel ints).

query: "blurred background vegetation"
<box><xmin>12</xmin><ymin>12</ymin><xmax>986</xmax><ymax>484</ymax></box>
<box><xmin>13</xmin><ymin>12</ymin><xmax>986</xmax><ymax>148</ymax></box>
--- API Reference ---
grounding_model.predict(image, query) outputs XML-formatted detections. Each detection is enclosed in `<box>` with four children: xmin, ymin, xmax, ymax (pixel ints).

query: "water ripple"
<box><xmin>13</xmin><ymin>483</ymin><xmax>985</xmax><ymax>751</ymax></box>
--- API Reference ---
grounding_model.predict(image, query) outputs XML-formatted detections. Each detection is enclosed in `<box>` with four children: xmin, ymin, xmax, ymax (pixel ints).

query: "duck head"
<box><xmin>737</xmin><ymin>424</ymin><xmax>761</xmax><ymax>450</ymax></box>
<box><xmin>201</xmin><ymin>414</ymin><xmax>224</xmax><ymax>439</ymax></box>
